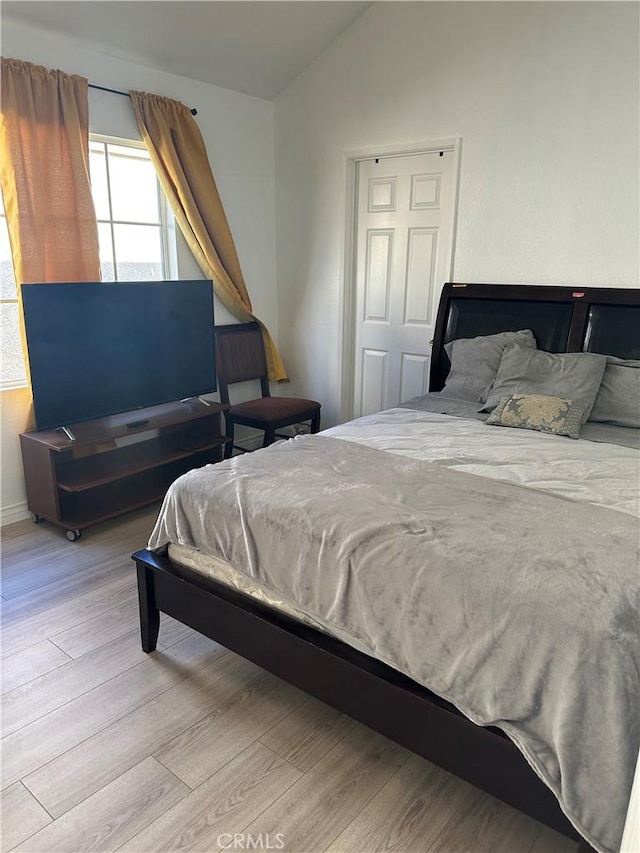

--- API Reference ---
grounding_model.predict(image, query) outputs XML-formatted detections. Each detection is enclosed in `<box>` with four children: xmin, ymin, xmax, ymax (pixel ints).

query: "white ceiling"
<box><xmin>1</xmin><ymin>1</ymin><xmax>373</xmax><ymax>100</ymax></box>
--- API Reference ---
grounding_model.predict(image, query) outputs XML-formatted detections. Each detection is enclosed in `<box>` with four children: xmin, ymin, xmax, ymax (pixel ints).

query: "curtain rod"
<box><xmin>88</xmin><ymin>83</ymin><xmax>198</xmax><ymax>115</ymax></box>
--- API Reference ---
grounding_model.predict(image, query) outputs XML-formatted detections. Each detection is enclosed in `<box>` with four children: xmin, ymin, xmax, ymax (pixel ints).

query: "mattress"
<box><xmin>167</xmin><ymin>542</ymin><xmax>374</xmax><ymax>655</ymax></box>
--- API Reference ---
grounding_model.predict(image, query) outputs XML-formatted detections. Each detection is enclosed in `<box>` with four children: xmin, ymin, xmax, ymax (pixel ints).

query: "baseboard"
<box><xmin>1</xmin><ymin>500</ymin><xmax>30</xmax><ymax>527</ymax></box>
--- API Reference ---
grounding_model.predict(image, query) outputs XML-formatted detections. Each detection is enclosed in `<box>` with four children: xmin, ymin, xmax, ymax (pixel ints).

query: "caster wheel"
<box><xmin>31</xmin><ymin>513</ymin><xmax>43</xmax><ymax>524</ymax></box>
<box><xmin>66</xmin><ymin>529</ymin><xmax>82</xmax><ymax>542</ymax></box>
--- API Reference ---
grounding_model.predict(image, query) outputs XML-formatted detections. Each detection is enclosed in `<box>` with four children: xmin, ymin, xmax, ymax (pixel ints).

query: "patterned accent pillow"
<box><xmin>486</xmin><ymin>394</ymin><xmax>587</xmax><ymax>439</ymax></box>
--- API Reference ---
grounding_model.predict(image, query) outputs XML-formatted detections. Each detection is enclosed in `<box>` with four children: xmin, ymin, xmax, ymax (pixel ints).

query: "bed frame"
<box><xmin>133</xmin><ymin>283</ymin><xmax>640</xmax><ymax>850</ymax></box>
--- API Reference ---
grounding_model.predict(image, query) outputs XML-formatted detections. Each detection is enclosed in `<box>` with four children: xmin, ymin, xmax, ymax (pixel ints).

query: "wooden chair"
<box><xmin>215</xmin><ymin>322</ymin><xmax>321</xmax><ymax>458</ymax></box>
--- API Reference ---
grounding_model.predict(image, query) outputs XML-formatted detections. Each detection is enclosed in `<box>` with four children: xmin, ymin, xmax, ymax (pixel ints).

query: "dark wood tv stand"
<box><xmin>19</xmin><ymin>400</ymin><xmax>227</xmax><ymax>540</ymax></box>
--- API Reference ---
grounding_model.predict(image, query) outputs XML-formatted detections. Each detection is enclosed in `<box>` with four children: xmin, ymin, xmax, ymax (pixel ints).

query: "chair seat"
<box><xmin>228</xmin><ymin>396</ymin><xmax>320</xmax><ymax>424</ymax></box>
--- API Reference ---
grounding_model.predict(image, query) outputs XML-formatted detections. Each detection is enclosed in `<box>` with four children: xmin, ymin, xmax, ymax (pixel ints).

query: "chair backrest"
<box><xmin>215</xmin><ymin>322</ymin><xmax>270</xmax><ymax>405</ymax></box>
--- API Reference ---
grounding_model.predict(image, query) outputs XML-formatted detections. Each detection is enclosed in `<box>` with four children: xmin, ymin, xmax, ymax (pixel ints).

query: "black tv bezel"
<box><xmin>22</xmin><ymin>279</ymin><xmax>217</xmax><ymax>432</ymax></box>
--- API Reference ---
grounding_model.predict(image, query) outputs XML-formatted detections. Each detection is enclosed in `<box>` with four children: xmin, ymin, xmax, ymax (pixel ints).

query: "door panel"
<box><xmin>353</xmin><ymin>151</ymin><xmax>455</xmax><ymax>417</ymax></box>
<box><xmin>405</xmin><ymin>228</ymin><xmax>438</xmax><ymax>325</ymax></box>
<box><xmin>360</xmin><ymin>348</ymin><xmax>388</xmax><ymax>416</ymax></box>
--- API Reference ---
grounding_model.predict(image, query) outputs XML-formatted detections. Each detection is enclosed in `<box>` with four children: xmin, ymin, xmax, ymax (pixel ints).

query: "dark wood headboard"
<box><xmin>430</xmin><ymin>283</ymin><xmax>640</xmax><ymax>392</ymax></box>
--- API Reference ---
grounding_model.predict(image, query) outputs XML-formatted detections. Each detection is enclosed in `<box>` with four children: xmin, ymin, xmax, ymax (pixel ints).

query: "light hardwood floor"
<box><xmin>1</xmin><ymin>507</ymin><xmax>578</xmax><ymax>853</ymax></box>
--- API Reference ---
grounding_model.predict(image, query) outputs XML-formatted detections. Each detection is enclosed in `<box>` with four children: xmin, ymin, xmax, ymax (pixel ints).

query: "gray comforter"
<box><xmin>149</xmin><ymin>434</ymin><xmax>639</xmax><ymax>853</ymax></box>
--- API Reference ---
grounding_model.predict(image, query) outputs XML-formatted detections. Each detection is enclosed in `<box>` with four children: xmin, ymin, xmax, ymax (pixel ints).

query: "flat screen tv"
<box><xmin>21</xmin><ymin>280</ymin><xmax>217</xmax><ymax>432</ymax></box>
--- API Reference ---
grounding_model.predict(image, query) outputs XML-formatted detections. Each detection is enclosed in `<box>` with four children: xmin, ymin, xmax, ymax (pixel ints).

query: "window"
<box><xmin>0</xmin><ymin>205</ymin><xmax>24</xmax><ymax>388</ymax></box>
<box><xmin>90</xmin><ymin>137</ymin><xmax>171</xmax><ymax>282</ymax></box>
<box><xmin>1</xmin><ymin>136</ymin><xmax>174</xmax><ymax>387</ymax></box>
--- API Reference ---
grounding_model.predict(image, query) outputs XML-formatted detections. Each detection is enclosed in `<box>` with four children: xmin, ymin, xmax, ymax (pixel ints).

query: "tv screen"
<box><xmin>22</xmin><ymin>280</ymin><xmax>217</xmax><ymax>431</ymax></box>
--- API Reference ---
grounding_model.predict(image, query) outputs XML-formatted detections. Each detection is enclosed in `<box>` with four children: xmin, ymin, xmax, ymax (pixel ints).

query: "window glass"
<box><xmin>1</xmin><ymin>302</ymin><xmax>24</xmax><ymax>383</ymax></box>
<box><xmin>0</xmin><ymin>212</ymin><xmax>16</xmax><ymax>300</ymax></box>
<box><xmin>107</xmin><ymin>145</ymin><xmax>160</xmax><ymax>223</ymax></box>
<box><xmin>0</xmin><ymin>206</ymin><xmax>24</xmax><ymax>387</ymax></box>
<box><xmin>92</xmin><ymin>137</ymin><xmax>167</xmax><ymax>283</ymax></box>
<box><xmin>97</xmin><ymin>221</ymin><xmax>116</xmax><ymax>282</ymax></box>
<box><xmin>89</xmin><ymin>142</ymin><xmax>110</xmax><ymax>220</ymax></box>
<box><xmin>113</xmin><ymin>223</ymin><xmax>163</xmax><ymax>281</ymax></box>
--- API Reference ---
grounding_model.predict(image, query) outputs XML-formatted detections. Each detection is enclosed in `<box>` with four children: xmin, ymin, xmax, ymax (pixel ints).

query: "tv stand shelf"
<box><xmin>20</xmin><ymin>400</ymin><xmax>227</xmax><ymax>540</ymax></box>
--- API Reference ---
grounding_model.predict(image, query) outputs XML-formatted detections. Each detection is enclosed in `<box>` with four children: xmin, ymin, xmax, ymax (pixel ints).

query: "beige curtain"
<box><xmin>129</xmin><ymin>89</ymin><xmax>287</xmax><ymax>382</ymax></box>
<box><xmin>0</xmin><ymin>57</ymin><xmax>101</xmax><ymax>401</ymax></box>
<box><xmin>0</xmin><ymin>58</ymin><xmax>100</xmax><ymax>286</ymax></box>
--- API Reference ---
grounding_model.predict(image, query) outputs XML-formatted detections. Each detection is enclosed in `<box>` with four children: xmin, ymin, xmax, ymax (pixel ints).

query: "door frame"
<box><xmin>339</xmin><ymin>138</ymin><xmax>462</xmax><ymax>423</ymax></box>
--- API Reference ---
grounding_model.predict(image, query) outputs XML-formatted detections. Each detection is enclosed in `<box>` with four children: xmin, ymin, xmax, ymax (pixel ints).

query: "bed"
<box><xmin>132</xmin><ymin>283</ymin><xmax>640</xmax><ymax>853</ymax></box>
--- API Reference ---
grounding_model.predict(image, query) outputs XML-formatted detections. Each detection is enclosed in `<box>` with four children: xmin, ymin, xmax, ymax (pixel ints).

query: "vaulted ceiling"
<box><xmin>2</xmin><ymin>1</ymin><xmax>373</xmax><ymax>100</ymax></box>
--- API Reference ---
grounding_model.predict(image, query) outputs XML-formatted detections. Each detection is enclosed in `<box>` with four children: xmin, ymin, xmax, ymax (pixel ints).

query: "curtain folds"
<box><xmin>0</xmin><ymin>58</ymin><xmax>100</xmax><ymax>287</ymax></box>
<box><xmin>0</xmin><ymin>57</ymin><xmax>101</xmax><ymax>409</ymax></box>
<box><xmin>129</xmin><ymin>89</ymin><xmax>287</xmax><ymax>382</ymax></box>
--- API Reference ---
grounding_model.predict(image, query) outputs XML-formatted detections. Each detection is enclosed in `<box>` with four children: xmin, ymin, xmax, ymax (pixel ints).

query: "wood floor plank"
<box><xmin>260</xmin><ymin>696</ymin><xmax>357</xmax><ymax>772</ymax></box>
<box><xmin>0</xmin><ymin>781</ymin><xmax>52</xmax><ymax>851</ymax></box>
<box><xmin>0</xmin><ymin>533</ymin><xmax>141</xmax><ymax>604</ymax></box>
<box><xmin>1</xmin><ymin>639</ymin><xmax>71</xmax><ymax>695</ymax></box>
<box><xmin>49</xmin><ymin>601</ymin><xmax>141</xmax><ymax>659</ymax></box>
<box><xmin>0</xmin><ymin>518</ymin><xmax>40</xmax><ymax>539</ymax></box>
<box><xmin>2</xmin><ymin>631</ymin><xmax>223</xmax><ymax>790</ymax></box>
<box><xmin>2</xmin><ymin>630</ymin><xmax>155</xmax><ymax>736</ymax></box>
<box><xmin>0</xmin><ymin>505</ymin><xmax>157</xmax><ymax>601</ymax></box>
<box><xmin>0</xmin><ymin>573</ymin><xmax>136</xmax><ymax>659</ymax></box>
<box><xmin>154</xmin><ymin>669</ymin><xmax>307</xmax><ymax>788</ymax></box>
<box><xmin>22</xmin><ymin>652</ymin><xmax>261</xmax><ymax>818</ymax></box>
<box><xmin>326</xmin><ymin>752</ymin><xmax>478</xmax><ymax>853</ymax></box>
<box><xmin>17</xmin><ymin>757</ymin><xmax>188</xmax><ymax>853</ymax></box>
<box><xmin>155</xmin><ymin>614</ymin><xmax>198</xmax><ymax>649</ymax></box>
<box><xmin>243</xmin><ymin>724</ymin><xmax>409</xmax><ymax>852</ymax></box>
<box><xmin>426</xmin><ymin>786</ymin><xmax>546</xmax><ymax>853</ymax></box>
<box><xmin>0</xmin><ymin>523</ymin><xmax>65</xmax><ymax>557</ymax></box>
<box><xmin>0</xmin><ymin>542</ymin><xmax>116</xmax><ymax>600</ymax></box>
<box><xmin>0</xmin><ymin>557</ymin><xmax>133</xmax><ymax>624</ymax></box>
<box><xmin>119</xmin><ymin>743</ymin><xmax>301</xmax><ymax>853</ymax></box>
<box><xmin>529</xmin><ymin>826</ymin><xmax>579</xmax><ymax>852</ymax></box>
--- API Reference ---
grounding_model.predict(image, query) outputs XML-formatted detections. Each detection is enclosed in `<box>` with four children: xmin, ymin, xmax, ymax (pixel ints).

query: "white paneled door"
<box><xmin>353</xmin><ymin>150</ymin><xmax>456</xmax><ymax>417</ymax></box>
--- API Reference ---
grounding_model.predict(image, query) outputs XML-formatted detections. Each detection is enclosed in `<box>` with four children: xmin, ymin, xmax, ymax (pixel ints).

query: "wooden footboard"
<box><xmin>132</xmin><ymin>547</ymin><xmax>584</xmax><ymax>845</ymax></box>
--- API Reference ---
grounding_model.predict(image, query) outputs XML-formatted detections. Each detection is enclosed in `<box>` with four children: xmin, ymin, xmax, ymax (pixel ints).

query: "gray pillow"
<box><xmin>442</xmin><ymin>329</ymin><xmax>537</xmax><ymax>403</ymax></box>
<box><xmin>589</xmin><ymin>357</ymin><xmax>640</xmax><ymax>428</ymax></box>
<box><xmin>482</xmin><ymin>345</ymin><xmax>607</xmax><ymax>422</ymax></box>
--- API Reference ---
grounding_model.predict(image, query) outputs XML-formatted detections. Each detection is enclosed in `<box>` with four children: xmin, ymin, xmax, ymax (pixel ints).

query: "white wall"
<box><xmin>1</xmin><ymin>19</ymin><xmax>277</xmax><ymax>523</ymax></box>
<box><xmin>274</xmin><ymin>1</ymin><xmax>640</xmax><ymax>426</ymax></box>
